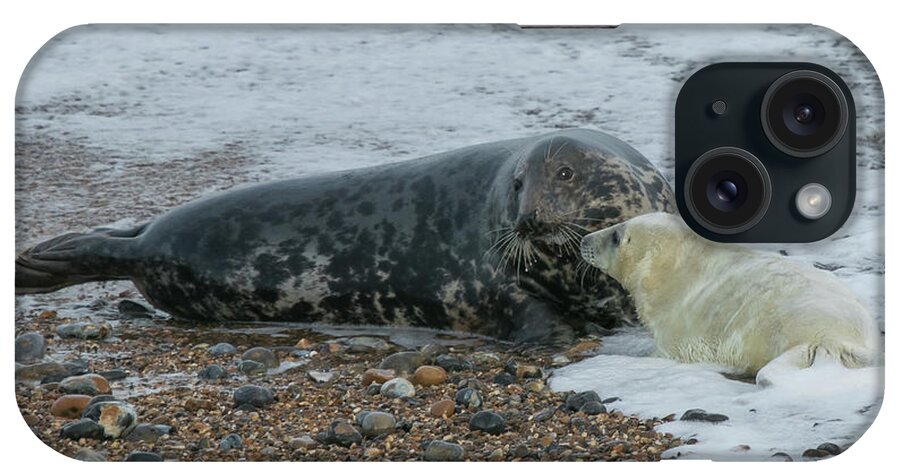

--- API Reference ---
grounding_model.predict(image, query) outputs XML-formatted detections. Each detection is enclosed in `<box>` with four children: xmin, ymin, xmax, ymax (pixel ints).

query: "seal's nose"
<box><xmin>515</xmin><ymin>209</ymin><xmax>541</xmax><ymax>234</ymax></box>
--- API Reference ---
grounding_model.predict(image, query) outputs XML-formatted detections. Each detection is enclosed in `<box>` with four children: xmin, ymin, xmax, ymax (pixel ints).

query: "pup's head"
<box><xmin>580</xmin><ymin>212</ymin><xmax>690</xmax><ymax>288</ymax></box>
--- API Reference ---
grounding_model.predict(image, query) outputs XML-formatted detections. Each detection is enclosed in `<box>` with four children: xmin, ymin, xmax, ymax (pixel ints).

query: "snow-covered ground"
<box><xmin>15</xmin><ymin>24</ymin><xmax>884</xmax><ymax>460</ymax></box>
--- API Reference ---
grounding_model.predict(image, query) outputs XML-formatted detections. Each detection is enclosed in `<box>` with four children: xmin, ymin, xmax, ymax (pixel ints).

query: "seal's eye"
<box><xmin>556</xmin><ymin>166</ymin><xmax>575</xmax><ymax>182</ymax></box>
<box><xmin>612</xmin><ymin>230</ymin><xmax>621</xmax><ymax>247</ymax></box>
<box><xmin>513</xmin><ymin>178</ymin><xmax>523</xmax><ymax>191</ymax></box>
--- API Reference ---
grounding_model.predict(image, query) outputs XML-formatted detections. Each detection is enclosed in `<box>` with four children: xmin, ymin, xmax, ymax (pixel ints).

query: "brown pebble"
<box><xmin>361</xmin><ymin>368</ymin><xmax>395</xmax><ymax>386</ymax></box>
<box><xmin>295</xmin><ymin>338</ymin><xmax>314</xmax><ymax>349</ymax></box>
<box><xmin>184</xmin><ymin>397</ymin><xmax>214</xmax><ymax>412</ymax></box>
<box><xmin>50</xmin><ymin>395</ymin><xmax>92</xmax><ymax>419</ymax></box>
<box><xmin>37</xmin><ymin>310</ymin><xmax>57</xmax><ymax>319</ymax></box>
<box><xmin>430</xmin><ymin>399</ymin><xmax>455</xmax><ymax>418</ymax></box>
<box><xmin>412</xmin><ymin>365</ymin><xmax>447</xmax><ymax>386</ymax></box>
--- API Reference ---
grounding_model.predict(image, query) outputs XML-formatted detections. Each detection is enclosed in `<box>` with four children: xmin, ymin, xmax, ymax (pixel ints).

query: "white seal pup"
<box><xmin>580</xmin><ymin>212</ymin><xmax>879</xmax><ymax>374</ymax></box>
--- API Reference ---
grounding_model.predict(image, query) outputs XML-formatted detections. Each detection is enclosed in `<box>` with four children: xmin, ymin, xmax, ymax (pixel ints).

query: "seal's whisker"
<box><xmin>549</xmin><ymin>140</ymin><xmax>568</xmax><ymax>162</ymax></box>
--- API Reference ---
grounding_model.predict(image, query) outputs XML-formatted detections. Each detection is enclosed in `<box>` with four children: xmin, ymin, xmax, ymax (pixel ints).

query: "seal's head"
<box><xmin>496</xmin><ymin>129</ymin><xmax>674</xmax><ymax>270</ymax></box>
<box><xmin>580</xmin><ymin>212</ymin><xmax>691</xmax><ymax>288</ymax></box>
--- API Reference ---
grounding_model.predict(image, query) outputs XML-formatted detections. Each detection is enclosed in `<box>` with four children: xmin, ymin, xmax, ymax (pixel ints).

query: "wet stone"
<box><xmin>680</xmin><ymin>408</ymin><xmax>729</xmax><ymax>423</ymax></box>
<box><xmin>455</xmin><ymin>388</ymin><xmax>483</xmax><ymax>411</ymax></box>
<box><xmin>63</xmin><ymin>358</ymin><xmax>90</xmax><ymax>377</ymax></box>
<box><xmin>198</xmin><ymin>364</ymin><xmax>228</xmax><ymax>380</ymax></box>
<box><xmin>82</xmin><ymin>401</ymin><xmax>138</xmax><ymax>438</ymax></box>
<box><xmin>125</xmin><ymin>451</ymin><xmax>163</xmax><ymax>462</ymax></box>
<box><xmin>420</xmin><ymin>343</ymin><xmax>449</xmax><ymax>358</ymax></box>
<box><xmin>321</xmin><ymin>420</ymin><xmax>363</xmax><ymax>447</ymax></box>
<box><xmin>565</xmin><ymin>391</ymin><xmax>602</xmax><ymax>411</ymax></box>
<box><xmin>15</xmin><ymin>332</ymin><xmax>46</xmax><ymax>363</ymax></box>
<box><xmin>73</xmin><ymin>448</ymin><xmax>107</xmax><ymax>462</ymax></box>
<box><xmin>551</xmin><ymin>354</ymin><xmax>572</xmax><ymax>366</ymax></box>
<box><xmin>238</xmin><ymin>360</ymin><xmax>267</xmax><ymax>376</ymax></box>
<box><xmin>289</xmin><ymin>435</ymin><xmax>317</xmax><ymax>450</ymax></box>
<box><xmin>233</xmin><ymin>385</ymin><xmax>274</xmax><ymax>408</ymax></box>
<box><xmin>770</xmin><ymin>452</ymin><xmax>793</xmax><ymax>462</ymax></box>
<box><xmin>56</xmin><ymin>322</ymin><xmax>111</xmax><ymax>340</ymax></box>
<box><xmin>360</xmin><ymin>411</ymin><xmax>396</xmax><ymax>437</ymax></box>
<box><xmin>412</xmin><ymin>365</ymin><xmax>447</xmax><ymax>386</ymax></box>
<box><xmin>469</xmin><ymin>411</ymin><xmax>506</xmax><ymax>435</ymax></box>
<box><xmin>430</xmin><ymin>399</ymin><xmax>455</xmax><ymax>418</ymax></box>
<box><xmin>361</xmin><ymin>368</ymin><xmax>395</xmax><ymax>386</ymax></box>
<box><xmin>241</xmin><ymin>347</ymin><xmax>279</xmax><ymax>368</ymax></box>
<box><xmin>423</xmin><ymin>440</ymin><xmax>465</xmax><ymax>461</ymax></box>
<box><xmin>219</xmin><ymin>433</ymin><xmax>244</xmax><ymax>451</ymax></box>
<box><xmin>524</xmin><ymin>381</ymin><xmax>546</xmax><ymax>393</ymax></box>
<box><xmin>380</xmin><ymin>378</ymin><xmax>415</xmax><ymax>399</ymax></box>
<box><xmin>378</xmin><ymin>351</ymin><xmax>428</xmax><ymax>375</ymax></box>
<box><xmin>802</xmin><ymin>448</ymin><xmax>832</xmax><ymax>459</ymax></box>
<box><xmin>579</xmin><ymin>401</ymin><xmax>607</xmax><ymax>415</ymax></box>
<box><xmin>60</xmin><ymin>419</ymin><xmax>104</xmax><ymax>440</ymax></box>
<box><xmin>58</xmin><ymin>374</ymin><xmax>111</xmax><ymax>396</ymax></box>
<box><xmin>126</xmin><ymin>423</ymin><xmax>171</xmax><ymax>443</ymax></box>
<box><xmin>50</xmin><ymin>394</ymin><xmax>92</xmax><ymax>419</ymax></box>
<box><xmin>118</xmin><ymin>299</ymin><xmax>153</xmax><ymax>317</ymax></box>
<box><xmin>98</xmin><ymin>369</ymin><xmax>128</xmax><ymax>381</ymax></box>
<box><xmin>817</xmin><ymin>442</ymin><xmax>842</xmax><ymax>455</ymax></box>
<box><xmin>493</xmin><ymin>372</ymin><xmax>516</xmax><ymax>386</ymax></box>
<box><xmin>15</xmin><ymin>361</ymin><xmax>68</xmax><ymax>381</ymax></box>
<box><xmin>207</xmin><ymin>342</ymin><xmax>237</xmax><ymax>356</ymax></box>
<box><xmin>435</xmin><ymin>354</ymin><xmax>474</xmax><ymax>372</ymax></box>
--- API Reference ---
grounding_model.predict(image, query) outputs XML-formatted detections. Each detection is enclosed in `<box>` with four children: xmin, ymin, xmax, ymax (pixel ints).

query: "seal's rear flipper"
<box><xmin>15</xmin><ymin>226</ymin><xmax>145</xmax><ymax>295</ymax></box>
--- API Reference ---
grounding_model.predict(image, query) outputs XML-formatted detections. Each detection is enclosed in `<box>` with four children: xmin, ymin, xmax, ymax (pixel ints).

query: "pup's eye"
<box><xmin>513</xmin><ymin>179</ymin><xmax>523</xmax><ymax>191</ymax></box>
<box><xmin>612</xmin><ymin>230</ymin><xmax>621</xmax><ymax>246</ymax></box>
<box><xmin>556</xmin><ymin>166</ymin><xmax>575</xmax><ymax>181</ymax></box>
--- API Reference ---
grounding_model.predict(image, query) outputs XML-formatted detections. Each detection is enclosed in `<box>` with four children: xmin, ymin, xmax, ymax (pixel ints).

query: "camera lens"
<box><xmin>761</xmin><ymin>70</ymin><xmax>849</xmax><ymax>158</ymax></box>
<box><xmin>684</xmin><ymin>147</ymin><xmax>771</xmax><ymax>235</ymax></box>
<box><xmin>793</xmin><ymin>104</ymin><xmax>815</xmax><ymax>124</ymax></box>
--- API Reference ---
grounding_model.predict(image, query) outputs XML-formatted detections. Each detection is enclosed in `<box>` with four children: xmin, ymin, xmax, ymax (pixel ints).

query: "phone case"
<box><xmin>14</xmin><ymin>24</ymin><xmax>884</xmax><ymax>462</ymax></box>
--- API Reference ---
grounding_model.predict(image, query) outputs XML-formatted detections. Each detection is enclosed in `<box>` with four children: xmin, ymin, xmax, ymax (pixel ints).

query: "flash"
<box><xmin>795</xmin><ymin>183</ymin><xmax>832</xmax><ymax>220</ymax></box>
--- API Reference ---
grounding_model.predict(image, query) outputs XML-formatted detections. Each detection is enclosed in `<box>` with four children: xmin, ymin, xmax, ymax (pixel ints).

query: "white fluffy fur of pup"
<box><xmin>580</xmin><ymin>212</ymin><xmax>879</xmax><ymax>374</ymax></box>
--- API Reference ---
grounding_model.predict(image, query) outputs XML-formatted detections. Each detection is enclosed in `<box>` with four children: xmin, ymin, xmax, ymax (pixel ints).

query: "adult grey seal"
<box><xmin>16</xmin><ymin>129</ymin><xmax>674</xmax><ymax>345</ymax></box>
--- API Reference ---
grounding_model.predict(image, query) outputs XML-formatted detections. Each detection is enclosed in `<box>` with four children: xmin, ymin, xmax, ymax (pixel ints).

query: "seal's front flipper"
<box><xmin>15</xmin><ymin>225</ymin><xmax>145</xmax><ymax>295</ymax></box>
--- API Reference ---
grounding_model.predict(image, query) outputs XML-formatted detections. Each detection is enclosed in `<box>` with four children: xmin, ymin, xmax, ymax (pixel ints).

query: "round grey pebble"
<box><xmin>207</xmin><ymin>342</ymin><xmax>237</xmax><ymax>356</ymax></box>
<box><xmin>233</xmin><ymin>385</ymin><xmax>274</xmax><ymax>408</ymax></box>
<box><xmin>360</xmin><ymin>411</ymin><xmax>396</xmax><ymax>437</ymax></box>
<box><xmin>98</xmin><ymin>369</ymin><xmax>128</xmax><ymax>381</ymax></box>
<box><xmin>241</xmin><ymin>347</ymin><xmax>279</xmax><ymax>368</ymax></box>
<box><xmin>469</xmin><ymin>411</ymin><xmax>506</xmax><ymax>435</ymax></box>
<box><xmin>60</xmin><ymin>419</ymin><xmax>105</xmax><ymax>440</ymax></box>
<box><xmin>56</xmin><ymin>322</ymin><xmax>111</xmax><ymax>340</ymax></box>
<box><xmin>455</xmin><ymin>388</ymin><xmax>483</xmax><ymax>410</ymax></box>
<box><xmin>579</xmin><ymin>401</ymin><xmax>607</xmax><ymax>415</ymax></box>
<box><xmin>126</xmin><ymin>423</ymin><xmax>171</xmax><ymax>443</ymax></box>
<box><xmin>219</xmin><ymin>433</ymin><xmax>244</xmax><ymax>451</ymax></box>
<box><xmin>435</xmin><ymin>354</ymin><xmax>474</xmax><ymax>372</ymax></box>
<box><xmin>378</xmin><ymin>351</ymin><xmax>428</xmax><ymax>375</ymax></box>
<box><xmin>565</xmin><ymin>391</ymin><xmax>602</xmax><ymax>411</ymax></box>
<box><xmin>198</xmin><ymin>364</ymin><xmax>228</xmax><ymax>380</ymax></box>
<box><xmin>58</xmin><ymin>374</ymin><xmax>110</xmax><ymax>396</ymax></box>
<box><xmin>125</xmin><ymin>451</ymin><xmax>163</xmax><ymax>462</ymax></box>
<box><xmin>15</xmin><ymin>332</ymin><xmax>46</xmax><ymax>363</ymax></box>
<box><xmin>380</xmin><ymin>378</ymin><xmax>415</xmax><ymax>399</ymax></box>
<box><xmin>238</xmin><ymin>360</ymin><xmax>268</xmax><ymax>375</ymax></box>
<box><xmin>423</xmin><ymin>440</ymin><xmax>465</xmax><ymax>461</ymax></box>
<box><xmin>493</xmin><ymin>372</ymin><xmax>516</xmax><ymax>386</ymax></box>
